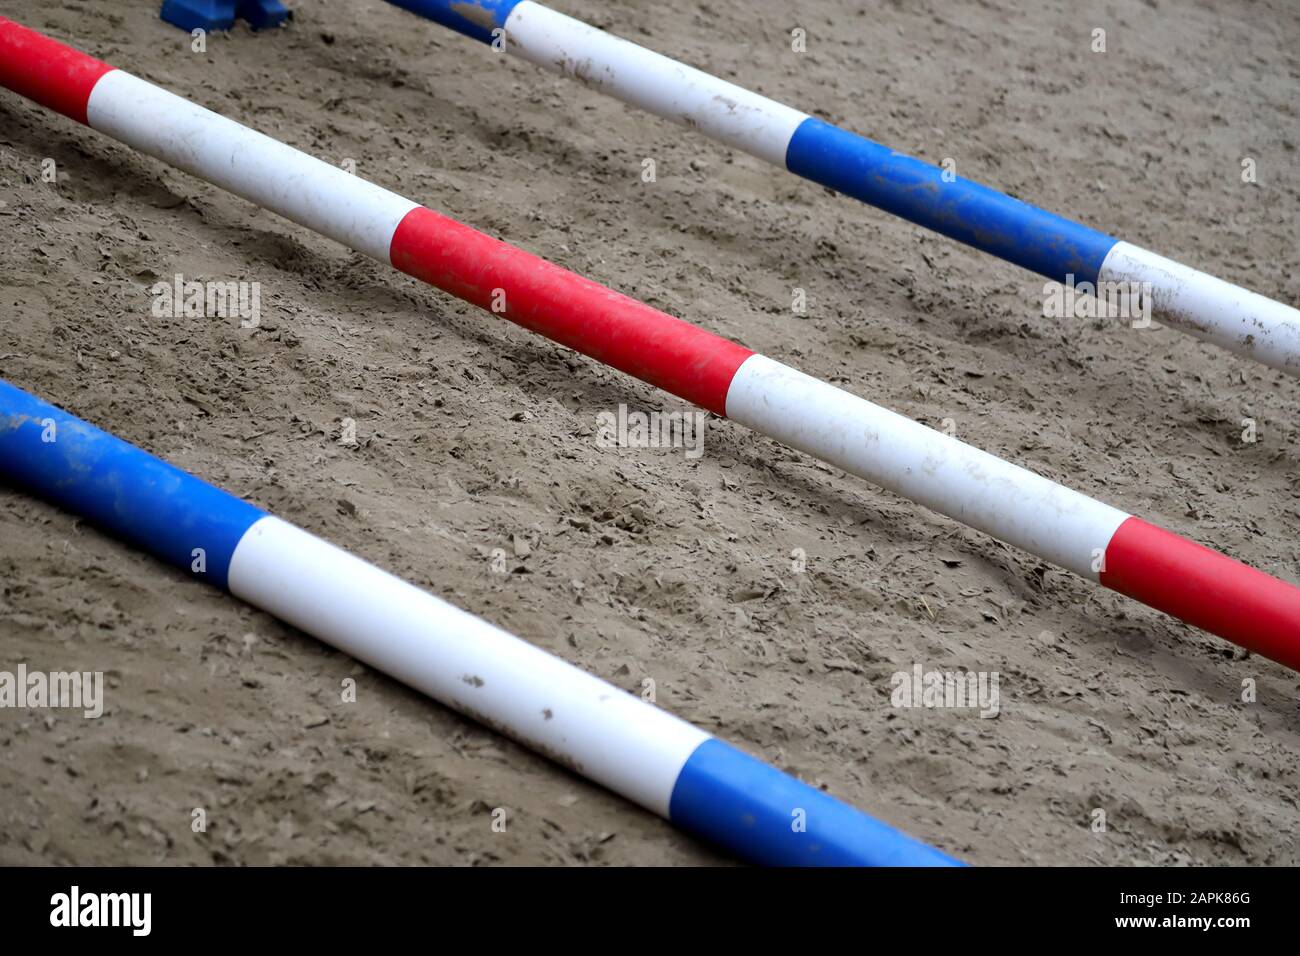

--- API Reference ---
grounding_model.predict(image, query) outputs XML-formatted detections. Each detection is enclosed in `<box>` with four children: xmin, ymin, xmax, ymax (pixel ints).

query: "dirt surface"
<box><xmin>1</xmin><ymin>0</ymin><xmax>1298</xmax><ymax>866</ymax></box>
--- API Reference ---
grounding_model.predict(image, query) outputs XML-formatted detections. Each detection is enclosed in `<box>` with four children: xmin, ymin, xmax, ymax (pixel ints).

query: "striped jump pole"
<box><xmin>0</xmin><ymin>377</ymin><xmax>958</xmax><ymax>866</ymax></box>
<box><xmin>1</xmin><ymin>17</ymin><xmax>1297</xmax><ymax>673</ymax></box>
<box><xmin>386</xmin><ymin>0</ymin><xmax>1300</xmax><ymax>377</ymax></box>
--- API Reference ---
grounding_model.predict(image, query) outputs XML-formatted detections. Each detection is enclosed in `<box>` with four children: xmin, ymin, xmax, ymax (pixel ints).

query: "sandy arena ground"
<box><xmin>1</xmin><ymin>0</ymin><xmax>1298</xmax><ymax>865</ymax></box>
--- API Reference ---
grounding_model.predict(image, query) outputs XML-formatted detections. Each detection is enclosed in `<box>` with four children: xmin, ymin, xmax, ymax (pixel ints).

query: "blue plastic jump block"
<box><xmin>160</xmin><ymin>0</ymin><xmax>291</xmax><ymax>32</ymax></box>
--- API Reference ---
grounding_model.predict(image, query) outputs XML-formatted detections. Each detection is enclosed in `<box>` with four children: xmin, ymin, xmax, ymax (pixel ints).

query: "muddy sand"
<box><xmin>1</xmin><ymin>0</ymin><xmax>1298</xmax><ymax>865</ymax></box>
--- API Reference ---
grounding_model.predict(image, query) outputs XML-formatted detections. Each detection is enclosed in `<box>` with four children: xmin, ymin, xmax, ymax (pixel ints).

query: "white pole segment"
<box><xmin>725</xmin><ymin>355</ymin><xmax>1132</xmax><ymax>579</ymax></box>
<box><xmin>86</xmin><ymin>71</ymin><xmax>418</xmax><ymax>261</ymax></box>
<box><xmin>1099</xmin><ymin>242</ymin><xmax>1300</xmax><ymax>375</ymax></box>
<box><xmin>502</xmin><ymin>1</ymin><xmax>809</xmax><ymax>166</ymax></box>
<box><xmin>227</xmin><ymin>516</ymin><xmax>709</xmax><ymax>816</ymax></box>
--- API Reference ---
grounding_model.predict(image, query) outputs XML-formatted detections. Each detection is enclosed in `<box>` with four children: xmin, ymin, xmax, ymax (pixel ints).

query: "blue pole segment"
<box><xmin>158</xmin><ymin>0</ymin><xmax>290</xmax><ymax>33</ymax></box>
<box><xmin>0</xmin><ymin>379</ymin><xmax>265</xmax><ymax>591</ymax></box>
<box><xmin>785</xmin><ymin>117</ymin><xmax>1119</xmax><ymax>284</ymax></box>
<box><xmin>669</xmin><ymin>738</ymin><xmax>963</xmax><ymax>867</ymax></box>
<box><xmin>384</xmin><ymin>0</ymin><xmax>523</xmax><ymax>45</ymax></box>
